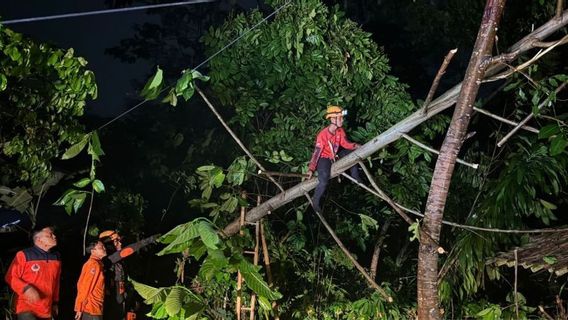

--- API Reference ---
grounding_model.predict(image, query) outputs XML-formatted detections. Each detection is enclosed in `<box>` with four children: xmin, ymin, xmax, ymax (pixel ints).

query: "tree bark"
<box><xmin>416</xmin><ymin>1</ymin><xmax>506</xmax><ymax>319</ymax></box>
<box><xmin>221</xmin><ymin>9</ymin><xmax>568</xmax><ymax>237</ymax></box>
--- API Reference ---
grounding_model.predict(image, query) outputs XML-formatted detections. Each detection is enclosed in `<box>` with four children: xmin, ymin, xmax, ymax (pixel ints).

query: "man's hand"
<box><xmin>23</xmin><ymin>286</ymin><xmax>40</xmax><ymax>303</ymax></box>
<box><xmin>354</xmin><ymin>143</ymin><xmax>361</xmax><ymax>149</ymax></box>
<box><xmin>307</xmin><ymin>171</ymin><xmax>313</xmax><ymax>179</ymax></box>
<box><xmin>75</xmin><ymin>311</ymin><xmax>82</xmax><ymax>320</ymax></box>
<box><xmin>52</xmin><ymin>304</ymin><xmax>59</xmax><ymax>316</ymax></box>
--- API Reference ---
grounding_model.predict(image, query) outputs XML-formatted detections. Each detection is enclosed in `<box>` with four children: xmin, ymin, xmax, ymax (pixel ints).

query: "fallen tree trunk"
<box><xmin>222</xmin><ymin>9</ymin><xmax>568</xmax><ymax>237</ymax></box>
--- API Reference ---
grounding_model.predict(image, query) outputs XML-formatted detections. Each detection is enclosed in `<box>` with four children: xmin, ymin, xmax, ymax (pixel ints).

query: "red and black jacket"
<box><xmin>5</xmin><ymin>246</ymin><xmax>61</xmax><ymax>318</ymax></box>
<box><xmin>308</xmin><ymin>127</ymin><xmax>357</xmax><ymax>172</ymax></box>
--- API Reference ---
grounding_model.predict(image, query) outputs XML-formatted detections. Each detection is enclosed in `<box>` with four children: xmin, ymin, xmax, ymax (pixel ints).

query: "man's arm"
<box><xmin>5</xmin><ymin>251</ymin><xmax>29</xmax><ymax>295</ymax></box>
<box><xmin>74</xmin><ymin>260</ymin><xmax>97</xmax><ymax>312</ymax></box>
<box><xmin>338</xmin><ymin>128</ymin><xmax>358</xmax><ymax>150</ymax></box>
<box><xmin>107</xmin><ymin>234</ymin><xmax>159</xmax><ymax>264</ymax></box>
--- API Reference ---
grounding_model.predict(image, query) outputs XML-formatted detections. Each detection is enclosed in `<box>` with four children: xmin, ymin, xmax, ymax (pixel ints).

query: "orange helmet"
<box><xmin>99</xmin><ymin>230</ymin><xmax>119</xmax><ymax>241</ymax></box>
<box><xmin>325</xmin><ymin>105</ymin><xmax>347</xmax><ymax>119</ymax></box>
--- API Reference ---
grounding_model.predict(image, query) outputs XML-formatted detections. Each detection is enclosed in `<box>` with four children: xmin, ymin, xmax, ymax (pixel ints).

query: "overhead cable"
<box><xmin>2</xmin><ymin>0</ymin><xmax>216</xmax><ymax>25</ymax></box>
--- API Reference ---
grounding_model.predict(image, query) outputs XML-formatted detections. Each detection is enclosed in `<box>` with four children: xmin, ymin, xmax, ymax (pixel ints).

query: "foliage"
<box><xmin>134</xmin><ymin>218</ymin><xmax>282</xmax><ymax>319</ymax></box>
<box><xmin>54</xmin><ymin>132</ymin><xmax>105</xmax><ymax>215</ymax></box>
<box><xmin>0</xmin><ymin>25</ymin><xmax>97</xmax><ymax>185</ymax></box>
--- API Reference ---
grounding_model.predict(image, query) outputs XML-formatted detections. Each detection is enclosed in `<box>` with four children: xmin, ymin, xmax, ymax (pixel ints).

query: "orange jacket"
<box><xmin>5</xmin><ymin>247</ymin><xmax>61</xmax><ymax>318</ymax></box>
<box><xmin>75</xmin><ymin>257</ymin><xmax>105</xmax><ymax>315</ymax></box>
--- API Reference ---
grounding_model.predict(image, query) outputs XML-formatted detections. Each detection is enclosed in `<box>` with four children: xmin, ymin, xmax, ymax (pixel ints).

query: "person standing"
<box><xmin>74</xmin><ymin>241</ymin><xmax>107</xmax><ymax>320</ymax></box>
<box><xmin>98</xmin><ymin>230</ymin><xmax>159</xmax><ymax>320</ymax></box>
<box><xmin>5</xmin><ymin>226</ymin><xmax>61</xmax><ymax>320</ymax></box>
<box><xmin>308</xmin><ymin>105</ymin><xmax>362</xmax><ymax>212</ymax></box>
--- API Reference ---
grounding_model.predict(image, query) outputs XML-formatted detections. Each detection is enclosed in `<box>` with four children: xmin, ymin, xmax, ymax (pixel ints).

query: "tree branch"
<box><xmin>402</xmin><ymin>134</ymin><xmax>479</xmax><ymax>169</ymax></box>
<box><xmin>423</xmin><ymin>49</ymin><xmax>458</xmax><ymax>114</ymax></box>
<box><xmin>473</xmin><ymin>106</ymin><xmax>539</xmax><ymax>133</ymax></box>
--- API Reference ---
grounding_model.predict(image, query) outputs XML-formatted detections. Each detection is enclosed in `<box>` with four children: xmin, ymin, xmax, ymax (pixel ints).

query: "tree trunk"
<box><xmin>416</xmin><ymin>1</ymin><xmax>506</xmax><ymax>319</ymax></box>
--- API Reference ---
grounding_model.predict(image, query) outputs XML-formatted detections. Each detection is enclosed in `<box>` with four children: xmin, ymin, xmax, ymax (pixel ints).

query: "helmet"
<box><xmin>325</xmin><ymin>105</ymin><xmax>347</xmax><ymax>119</ymax></box>
<box><xmin>99</xmin><ymin>230</ymin><xmax>119</xmax><ymax>241</ymax></box>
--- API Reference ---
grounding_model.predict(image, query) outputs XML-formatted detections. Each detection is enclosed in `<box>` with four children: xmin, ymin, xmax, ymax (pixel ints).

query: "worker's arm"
<box><xmin>338</xmin><ymin>128</ymin><xmax>359</xmax><ymax>150</ymax></box>
<box><xmin>107</xmin><ymin>234</ymin><xmax>160</xmax><ymax>264</ymax></box>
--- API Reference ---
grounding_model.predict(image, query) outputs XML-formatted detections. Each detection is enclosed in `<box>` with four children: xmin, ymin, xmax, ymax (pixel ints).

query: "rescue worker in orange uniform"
<box><xmin>98</xmin><ymin>230</ymin><xmax>160</xmax><ymax>320</ymax></box>
<box><xmin>75</xmin><ymin>241</ymin><xmax>107</xmax><ymax>320</ymax></box>
<box><xmin>308</xmin><ymin>106</ymin><xmax>362</xmax><ymax>212</ymax></box>
<box><xmin>5</xmin><ymin>226</ymin><xmax>61</xmax><ymax>320</ymax></box>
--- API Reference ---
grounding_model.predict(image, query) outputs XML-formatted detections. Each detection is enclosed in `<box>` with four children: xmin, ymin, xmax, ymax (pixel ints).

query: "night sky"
<box><xmin>1</xmin><ymin>0</ymin><xmax>257</xmax><ymax>117</ymax></box>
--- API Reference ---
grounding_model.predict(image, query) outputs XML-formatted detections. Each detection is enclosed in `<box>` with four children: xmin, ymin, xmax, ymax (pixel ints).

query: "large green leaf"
<box><xmin>165</xmin><ymin>286</ymin><xmax>185</xmax><ymax>316</ymax></box>
<box><xmin>198</xmin><ymin>221</ymin><xmax>220</xmax><ymax>249</ymax></box>
<box><xmin>87</xmin><ymin>131</ymin><xmax>105</xmax><ymax>161</ymax></box>
<box><xmin>92</xmin><ymin>179</ymin><xmax>105</xmax><ymax>193</ymax></box>
<box><xmin>61</xmin><ymin>134</ymin><xmax>90</xmax><ymax>160</ymax></box>
<box><xmin>141</xmin><ymin>66</ymin><xmax>164</xmax><ymax>100</ymax></box>
<box><xmin>131</xmin><ymin>279</ymin><xmax>167</xmax><ymax>304</ymax></box>
<box><xmin>157</xmin><ymin>221</ymin><xmax>200</xmax><ymax>255</ymax></box>
<box><xmin>550</xmin><ymin>135</ymin><xmax>567</xmax><ymax>156</ymax></box>
<box><xmin>238</xmin><ymin>260</ymin><xmax>282</xmax><ymax>301</ymax></box>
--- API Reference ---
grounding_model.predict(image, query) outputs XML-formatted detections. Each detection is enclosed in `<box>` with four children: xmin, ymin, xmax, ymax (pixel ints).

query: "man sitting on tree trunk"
<box><xmin>307</xmin><ymin>105</ymin><xmax>362</xmax><ymax>212</ymax></box>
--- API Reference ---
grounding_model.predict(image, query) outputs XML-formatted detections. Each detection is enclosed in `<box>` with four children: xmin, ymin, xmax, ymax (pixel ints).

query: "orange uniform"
<box><xmin>5</xmin><ymin>246</ymin><xmax>61</xmax><ymax>318</ymax></box>
<box><xmin>75</xmin><ymin>257</ymin><xmax>105</xmax><ymax>315</ymax></box>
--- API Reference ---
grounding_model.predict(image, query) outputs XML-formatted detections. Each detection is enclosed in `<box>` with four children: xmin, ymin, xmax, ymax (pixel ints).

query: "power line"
<box><xmin>1</xmin><ymin>0</ymin><xmax>216</xmax><ymax>25</ymax></box>
<box><xmin>96</xmin><ymin>0</ymin><xmax>292</xmax><ymax>131</ymax></box>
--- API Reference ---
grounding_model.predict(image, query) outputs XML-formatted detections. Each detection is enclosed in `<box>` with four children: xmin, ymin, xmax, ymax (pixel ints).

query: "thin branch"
<box><xmin>342</xmin><ymin>170</ymin><xmax>568</xmax><ymax>234</ymax></box>
<box><xmin>423</xmin><ymin>49</ymin><xmax>458</xmax><ymax>114</ymax></box>
<box><xmin>473</xmin><ymin>107</ymin><xmax>539</xmax><ymax>133</ymax></box>
<box><xmin>486</xmin><ymin>34</ymin><xmax>568</xmax><ymax>82</ymax></box>
<box><xmin>356</xmin><ymin>163</ymin><xmax>414</xmax><ymax>225</ymax></box>
<box><xmin>557</xmin><ymin>0</ymin><xmax>565</xmax><ymax>18</ymax></box>
<box><xmin>498</xmin><ymin>82</ymin><xmax>568</xmax><ymax>147</ymax></box>
<box><xmin>83</xmin><ymin>189</ymin><xmax>95</xmax><ymax>256</ymax></box>
<box><xmin>196</xmin><ymin>86</ymin><xmax>285</xmax><ymax>193</ymax></box>
<box><xmin>33</xmin><ymin>183</ymin><xmax>46</xmax><ymax>223</ymax></box>
<box><xmin>538</xmin><ymin>306</ymin><xmax>555</xmax><ymax>320</ymax></box>
<box><xmin>304</xmin><ymin>194</ymin><xmax>393</xmax><ymax>302</ymax></box>
<box><xmin>401</xmin><ymin>134</ymin><xmax>479</xmax><ymax>169</ymax></box>
<box><xmin>370</xmin><ymin>218</ymin><xmax>392</xmax><ymax>280</ymax></box>
<box><xmin>514</xmin><ymin>249</ymin><xmax>519</xmax><ymax>319</ymax></box>
<box><xmin>258</xmin><ymin>170</ymin><xmax>308</xmax><ymax>179</ymax></box>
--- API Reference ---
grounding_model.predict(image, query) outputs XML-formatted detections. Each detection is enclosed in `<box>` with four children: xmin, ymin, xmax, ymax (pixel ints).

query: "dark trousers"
<box><xmin>312</xmin><ymin>149</ymin><xmax>362</xmax><ymax>211</ymax></box>
<box><xmin>81</xmin><ymin>312</ymin><xmax>103</xmax><ymax>320</ymax></box>
<box><xmin>17</xmin><ymin>313</ymin><xmax>49</xmax><ymax>320</ymax></box>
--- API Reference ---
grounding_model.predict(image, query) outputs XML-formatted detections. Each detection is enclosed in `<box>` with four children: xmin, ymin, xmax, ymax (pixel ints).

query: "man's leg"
<box><xmin>337</xmin><ymin>149</ymin><xmax>362</xmax><ymax>183</ymax></box>
<box><xmin>312</xmin><ymin>158</ymin><xmax>332</xmax><ymax>212</ymax></box>
<box><xmin>81</xmin><ymin>313</ymin><xmax>103</xmax><ymax>320</ymax></box>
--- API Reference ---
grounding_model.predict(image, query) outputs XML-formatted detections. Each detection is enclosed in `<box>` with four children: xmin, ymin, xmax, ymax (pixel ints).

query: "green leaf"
<box><xmin>165</xmin><ymin>287</ymin><xmax>184</xmax><ymax>316</ymax></box>
<box><xmin>92</xmin><ymin>179</ymin><xmax>105</xmax><ymax>193</ymax></box>
<box><xmin>198</xmin><ymin>221</ymin><xmax>220</xmax><ymax>250</ymax></box>
<box><xmin>238</xmin><ymin>260</ymin><xmax>282</xmax><ymax>300</ymax></box>
<box><xmin>543</xmin><ymin>256</ymin><xmax>557</xmax><ymax>264</ymax></box>
<box><xmin>157</xmin><ymin>221</ymin><xmax>200</xmax><ymax>255</ymax></box>
<box><xmin>72</xmin><ymin>192</ymin><xmax>87</xmax><ymax>213</ymax></box>
<box><xmin>62</xmin><ymin>134</ymin><xmax>90</xmax><ymax>160</ymax></box>
<box><xmin>73</xmin><ymin>178</ymin><xmax>92</xmax><ymax>188</ymax></box>
<box><xmin>408</xmin><ymin>221</ymin><xmax>420</xmax><ymax>242</ymax></box>
<box><xmin>175</xmin><ymin>71</ymin><xmax>192</xmax><ymax>94</ymax></box>
<box><xmin>538</xmin><ymin>124</ymin><xmax>560</xmax><ymax>139</ymax></box>
<box><xmin>0</xmin><ymin>73</ymin><xmax>7</xmax><ymax>91</ymax></box>
<box><xmin>87</xmin><ymin>131</ymin><xmax>105</xmax><ymax>160</ymax></box>
<box><xmin>550</xmin><ymin>135</ymin><xmax>567</xmax><ymax>156</ymax></box>
<box><xmin>191</xmin><ymin>70</ymin><xmax>210</xmax><ymax>82</ymax></box>
<box><xmin>197</xmin><ymin>165</ymin><xmax>215</xmax><ymax>172</ymax></box>
<box><xmin>141</xmin><ymin>66</ymin><xmax>164</xmax><ymax>100</ymax></box>
<box><xmin>131</xmin><ymin>278</ymin><xmax>167</xmax><ymax>304</ymax></box>
<box><xmin>539</xmin><ymin>199</ymin><xmax>557</xmax><ymax>210</ymax></box>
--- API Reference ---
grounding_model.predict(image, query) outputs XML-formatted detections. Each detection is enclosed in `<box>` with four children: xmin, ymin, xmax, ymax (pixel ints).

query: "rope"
<box><xmin>96</xmin><ymin>0</ymin><xmax>292</xmax><ymax>131</ymax></box>
<box><xmin>2</xmin><ymin>0</ymin><xmax>216</xmax><ymax>25</ymax></box>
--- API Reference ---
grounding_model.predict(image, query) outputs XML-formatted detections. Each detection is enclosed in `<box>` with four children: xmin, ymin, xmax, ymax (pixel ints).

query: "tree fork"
<box><xmin>417</xmin><ymin>1</ymin><xmax>506</xmax><ymax>319</ymax></box>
